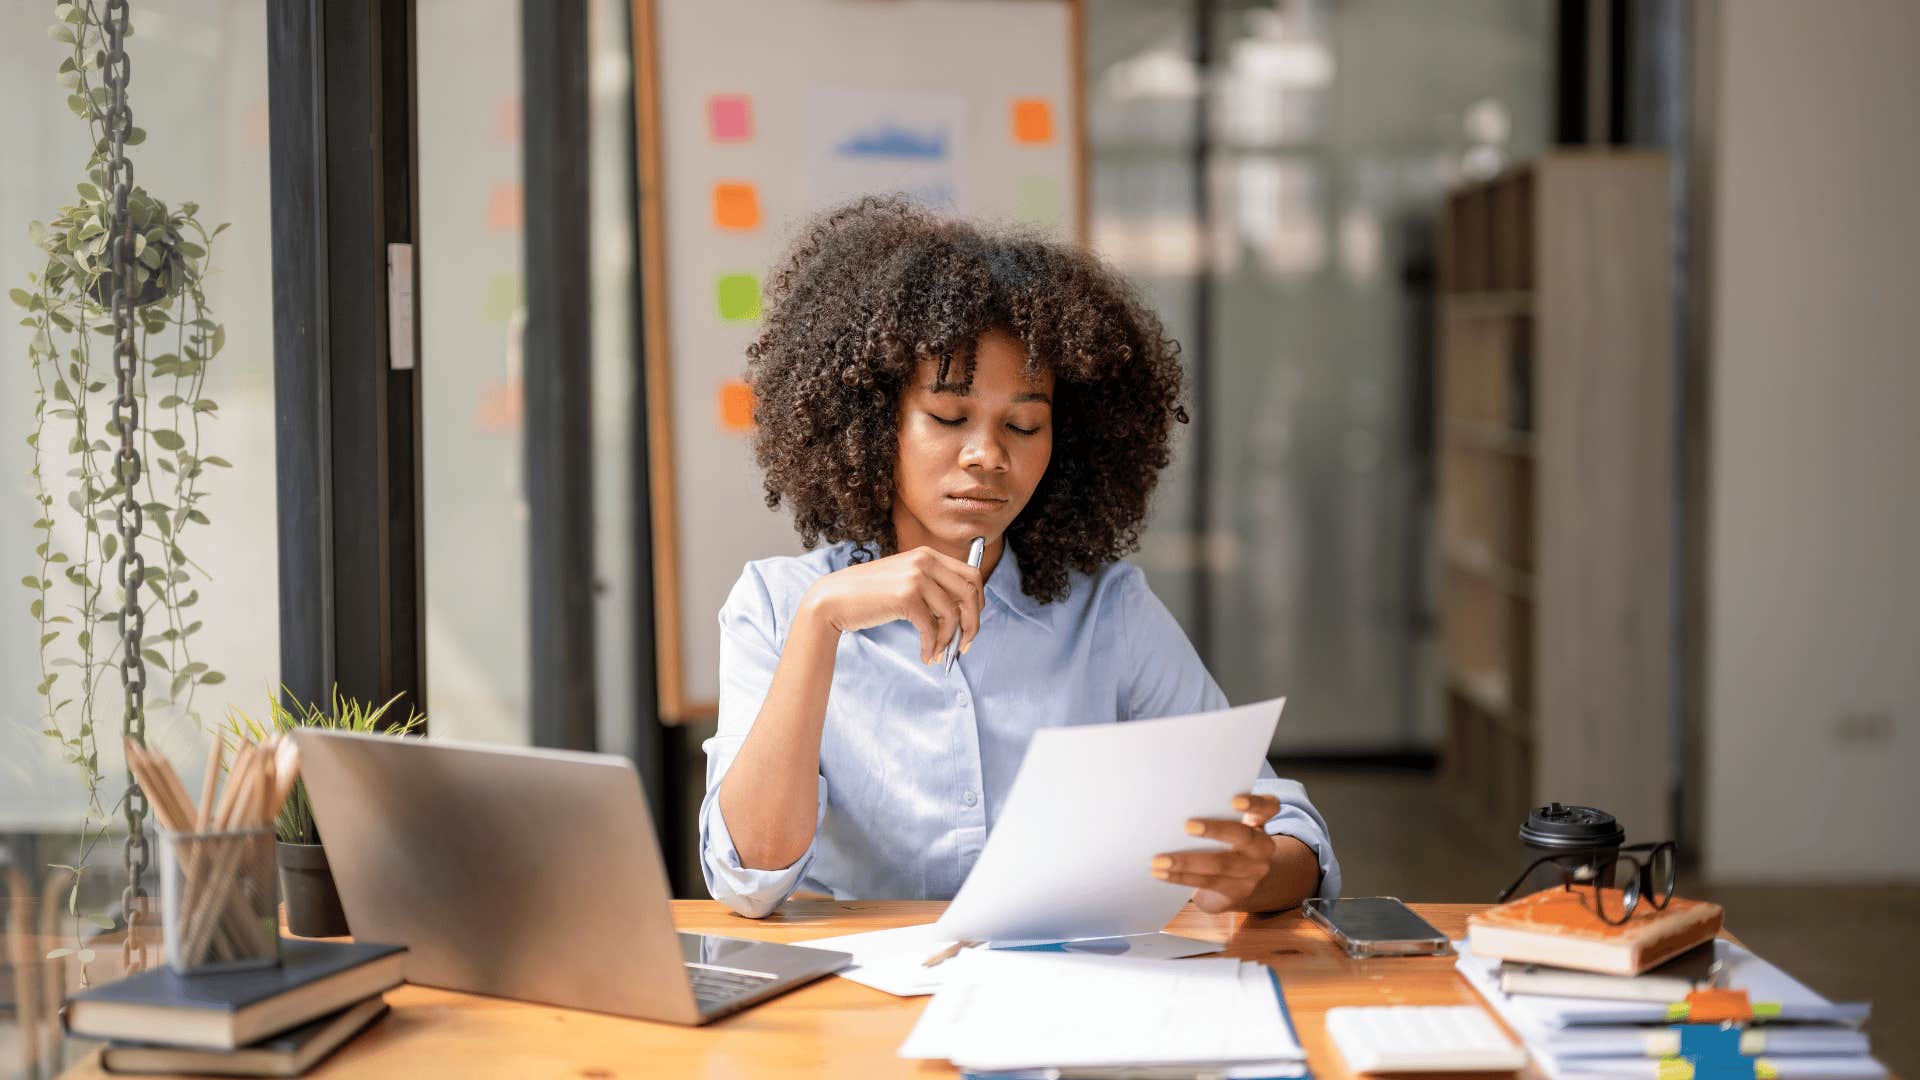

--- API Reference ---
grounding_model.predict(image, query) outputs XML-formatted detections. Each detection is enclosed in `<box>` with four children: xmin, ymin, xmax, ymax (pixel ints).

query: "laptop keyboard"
<box><xmin>686</xmin><ymin>964</ymin><xmax>777</xmax><ymax>1013</ymax></box>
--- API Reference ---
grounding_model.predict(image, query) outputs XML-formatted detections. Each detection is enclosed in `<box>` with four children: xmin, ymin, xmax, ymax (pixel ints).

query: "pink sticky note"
<box><xmin>708</xmin><ymin>94</ymin><xmax>753</xmax><ymax>142</ymax></box>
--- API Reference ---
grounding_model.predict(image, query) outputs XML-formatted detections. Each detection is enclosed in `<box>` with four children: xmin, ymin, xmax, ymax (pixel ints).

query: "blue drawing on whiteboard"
<box><xmin>833</xmin><ymin>122</ymin><xmax>948</xmax><ymax>160</ymax></box>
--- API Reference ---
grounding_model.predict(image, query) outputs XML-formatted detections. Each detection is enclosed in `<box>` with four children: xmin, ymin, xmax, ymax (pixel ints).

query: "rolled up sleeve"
<box><xmin>1120</xmin><ymin>565</ymin><xmax>1342</xmax><ymax>902</ymax></box>
<box><xmin>1252</xmin><ymin>768</ymin><xmax>1342</xmax><ymax>902</ymax></box>
<box><xmin>698</xmin><ymin>564</ymin><xmax>829</xmax><ymax>918</ymax></box>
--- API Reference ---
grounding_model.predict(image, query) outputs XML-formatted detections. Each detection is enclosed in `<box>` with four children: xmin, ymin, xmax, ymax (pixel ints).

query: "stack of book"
<box><xmin>64</xmin><ymin>938</ymin><xmax>405</xmax><ymax>1077</ymax></box>
<box><xmin>1459</xmin><ymin>889</ymin><xmax>1885</xmax><ymax>1079</ymax></box>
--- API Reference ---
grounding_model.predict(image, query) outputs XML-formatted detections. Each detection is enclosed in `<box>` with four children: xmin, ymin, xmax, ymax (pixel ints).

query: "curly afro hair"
<box><xmin>745</xmin><ymin>196</ymin><xmax>1190</xmax><ymax>604</ymax></box>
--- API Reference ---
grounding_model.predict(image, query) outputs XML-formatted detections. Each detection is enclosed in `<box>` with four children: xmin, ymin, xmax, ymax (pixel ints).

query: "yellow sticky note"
<box><xmin>713</xmin><ymin>182</ymin><xmax>761</xmax><ymax>231</ymax></box>
<box><xmin>1014</xmin><ymin>175</ymin><xmax>1064</xmax><ymax>225</ymax></box>
<box><xmin>481</xmin><ymin>273</ymin><xmax>522</xmax><ymax>324</ymax></box>
<box><xmin>716</xmin><ymin>274</ymin><xmax>760</xmax><ymax>321</ymax></box>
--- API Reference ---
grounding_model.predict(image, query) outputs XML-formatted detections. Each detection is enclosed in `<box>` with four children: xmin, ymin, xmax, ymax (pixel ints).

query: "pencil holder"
<box><xmin>159</xmin><ymin>826</ymin><xmax>281</xmax><ymax>975</ymax></box>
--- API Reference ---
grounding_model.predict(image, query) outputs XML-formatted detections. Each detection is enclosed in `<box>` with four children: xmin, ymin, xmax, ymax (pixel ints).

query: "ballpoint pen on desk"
<box><xmin>945</xmin><ymin>535</ymin><xmax>986</xmax><ymax>672</ymax></box>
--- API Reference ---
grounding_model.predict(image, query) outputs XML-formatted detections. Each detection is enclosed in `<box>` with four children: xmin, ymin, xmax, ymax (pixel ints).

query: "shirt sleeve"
<box><xmin>1119</xmin><ymin>566</ymin><xmax>1343</xmax><ymax>903</ymax></box>
<box><xmin>698</xmin><ymin>563</ymin><xmax>829</xmax><ymax>918</ymax></box>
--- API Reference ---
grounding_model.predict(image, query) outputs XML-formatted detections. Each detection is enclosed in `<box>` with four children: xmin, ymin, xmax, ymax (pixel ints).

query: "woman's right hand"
<box><xmin>799</xmin><ymin>546</ymin><xmax>985</xmax><ymax>664</ymax></box>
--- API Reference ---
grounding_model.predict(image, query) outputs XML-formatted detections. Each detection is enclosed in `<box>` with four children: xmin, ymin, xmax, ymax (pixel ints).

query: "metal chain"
<box><xmin>102</xmin><ymin>0</ymin><xmax>151</xmax><ymax>975</ymax></box>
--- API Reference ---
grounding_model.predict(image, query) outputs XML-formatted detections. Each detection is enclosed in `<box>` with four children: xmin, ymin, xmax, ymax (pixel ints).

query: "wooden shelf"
<box><xmin>1445</xmin><ymin>668</ymin><xmax>1527</xmax><ymax>735</ymax></box>
<box><xmin>1439</xmin><ymin>291</ymin><xmax>1533</xmax><ymax>318</ymax></box>
<box><xmin>1443</xmin><ymin>540</ymin><xmax>1535</xmax><ymax>599</ymax></box>
<box><xmin>1446</xmin><ymin>420</ymin><xmax>1535</xmax><ymax>458</ymax></box>
<box><xmin>1436</xmin><ymin>153</ymin><xmax>1673</xmax><ymax>843</ymax></box>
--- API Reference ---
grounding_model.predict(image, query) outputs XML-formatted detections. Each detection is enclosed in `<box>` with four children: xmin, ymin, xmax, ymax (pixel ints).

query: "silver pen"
<box><xmin>945</xmin><ymin>536</ymin><xmax>986</xmax><ymax>672</ymax></box>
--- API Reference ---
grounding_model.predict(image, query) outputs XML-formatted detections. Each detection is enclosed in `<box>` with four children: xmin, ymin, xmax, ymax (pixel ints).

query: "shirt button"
<box><xmin>963</xmin><ymin>790</ymin><xmax>978</xmax><ymax>807</ymax></box>
<box><xmin>956</xmin><ymin>689</ymin><xmax>971</xmax><ymax>707</ymax></box>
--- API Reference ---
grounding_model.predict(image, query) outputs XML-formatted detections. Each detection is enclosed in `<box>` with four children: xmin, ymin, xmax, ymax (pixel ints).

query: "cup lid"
<box><xmin>1520</xmin><ymin>802</ymin><xmax>1626</xmax><ymax>849</ymax></box>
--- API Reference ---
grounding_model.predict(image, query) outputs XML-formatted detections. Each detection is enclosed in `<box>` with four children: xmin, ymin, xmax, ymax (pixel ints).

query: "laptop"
<box><xmin>293</xmin><ymin>729</ymin><xmax>849</xmax><ymax>1024</ymax></box>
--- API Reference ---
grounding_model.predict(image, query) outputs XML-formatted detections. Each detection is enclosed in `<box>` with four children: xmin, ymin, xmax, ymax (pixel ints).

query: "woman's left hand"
<box><xmin>1151</xmin><ymin>793</ymin><xmax>1318</xmax><ymax>914</ymax></box>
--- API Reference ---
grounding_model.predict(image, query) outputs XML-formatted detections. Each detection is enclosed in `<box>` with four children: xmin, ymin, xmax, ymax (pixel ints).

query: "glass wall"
<box><xmin>417</xmin><ymin>0</ymin><xmax>638</xmax><ymax>751</ymax></box>
<box><xmin>1088</xmin><ymin>0</ymin><xmax>1553</xmax><ymax>752</ymax></box>
<box><xmin>2</xmin><ymin>0</ymin><xmax>278</xmax><ymax>1063</ymax></box>
<box><xmin>416</xmin><ymin>0</ymin><xmax>531</xmax><ymax>745</ymax></box>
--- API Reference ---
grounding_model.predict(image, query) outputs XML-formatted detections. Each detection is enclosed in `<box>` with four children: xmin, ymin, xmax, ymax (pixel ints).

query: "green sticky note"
<box><xmin>716</xmin><ymin>273</ymin><xmax>761</xmax><ymax>321</ymax></box>
<box><xmin>1014</xmin><ymin>175</ymin><xmax>1064</xmax><ymax>226</ymax></box>
<box><xmin>482</xmin><ymin>273</ymin><xmax>522</xmax><ymax>325</ymax></box>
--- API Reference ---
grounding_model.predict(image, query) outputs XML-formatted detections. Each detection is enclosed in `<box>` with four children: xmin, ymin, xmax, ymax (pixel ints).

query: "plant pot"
<box><xmin>276</xmin><ymin>840</ymin><xmax>350</xmax><ymax>938</ymax></box>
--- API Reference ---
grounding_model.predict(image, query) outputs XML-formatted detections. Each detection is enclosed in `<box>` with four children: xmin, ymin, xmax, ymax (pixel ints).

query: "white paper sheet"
<box><xmin>899</xmin><ymin>951</ymin><xmax>1305</xmax><ymax>1071</ymax></box>
<box><xmin>799</xmin><ymin>921</ymin><xmax>1225</xmax><ymax>997</ymax></box>
<box><xmin>934</xmin><ymin>698</ymin><xmax>1285</xmax><ymax>944</ymax></box>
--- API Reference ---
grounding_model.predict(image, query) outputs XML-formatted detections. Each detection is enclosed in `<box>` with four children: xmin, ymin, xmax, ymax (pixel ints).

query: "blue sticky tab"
<box><xmin>1677</xmin><ymin>1024</ymin><xmax>1746</xmax><ymax>1061</ymax></box>
<box><xmin>1688</xmin><ymin>1052</ymin><xmax>1756</xmax><ymax>1080</ymax></box>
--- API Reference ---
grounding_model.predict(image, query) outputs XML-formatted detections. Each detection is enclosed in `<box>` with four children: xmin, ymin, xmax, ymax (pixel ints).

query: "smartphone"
<box><xmin>1303</xmin><ymin>897</ymin><xmax>1452</xmax><ymax>958</ymax></box>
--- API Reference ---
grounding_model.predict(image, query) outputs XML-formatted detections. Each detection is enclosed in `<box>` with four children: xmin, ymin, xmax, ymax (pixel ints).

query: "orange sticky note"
<box><xmin>1683</xmin><ymin>989</ymin><xmax>1753</xmax><ymax>1024</ymax></box>
<box><xmin>709</xmin><ymin>94</ymin><xmax>753</xmax><ymax>142</ymax></box>
<box><xmin>485</xmin><ymin>182</ymin><xmax>523</xmax><ymax>233</ymax></box>
<box><xmin>473</xmin><ymin>377</ymin><xmax>523</xmax><ymax>435</ymax></box>
<box><xmin>713</xmin><ymin>182</ymin><xmax>761</xmax><ymax>231</ymax></box>
<box><xmin>493</xmin><ymin>97</ymin><xmax>521</xmax><ymax>143</ymax></box>
<box><xmin>718</xmin><ymin>380</ymin><xmax>756</xmax><ymax>432</ymax></box>
<box><xmin>1012</xmin><ymin>98</ymin><xmax>1053</xmax><ymax>144</ymax></box>
<box><xmin>245</xmin><ymin>100</ymin><xmax>270</xmax><ymax>147</ymax></box>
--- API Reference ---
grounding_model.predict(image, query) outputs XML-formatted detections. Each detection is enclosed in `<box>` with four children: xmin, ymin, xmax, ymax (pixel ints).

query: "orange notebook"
<box><xmin>1466</xmin><ymin>889</ymin><xmax>1723</xmax><ymax>976</ymax></box>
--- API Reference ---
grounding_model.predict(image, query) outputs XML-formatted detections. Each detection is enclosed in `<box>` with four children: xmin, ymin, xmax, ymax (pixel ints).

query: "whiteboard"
<box><xmin>635</xmin><ymin>0</ymin><xmax>1084</xmax><ymax>719</ymax></box>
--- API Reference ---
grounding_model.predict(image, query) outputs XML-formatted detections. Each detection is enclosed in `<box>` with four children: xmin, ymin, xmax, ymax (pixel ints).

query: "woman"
<box><xmin>702</xmin><ymin>197</ymin><xmax>1340</xmax><ymax>918</ymax></box>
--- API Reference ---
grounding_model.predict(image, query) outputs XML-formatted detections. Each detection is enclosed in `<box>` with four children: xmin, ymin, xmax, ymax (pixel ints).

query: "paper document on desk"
<box><xmin>900</xmin><ymin>950</ymin><xmax>1305</xmax><ymax>1072</ymax></box>
<box><xmin>800</xmin><ymin>921</ymin><xmax>1223</xmax><ymax>997</ymax></box>
<box><xmin>935</xmin><ymin>698</ymin><xmax>1284</xmax><ymax>945</ymax></box>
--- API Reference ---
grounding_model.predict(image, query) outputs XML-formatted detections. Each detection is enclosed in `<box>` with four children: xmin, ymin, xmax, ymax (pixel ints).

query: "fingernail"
<box><xmin>1152</xmin><ymin>869</ymin><xmax>1169</xmax><ymax>880</ymax></box>
<box><xmin>1232</xmin><ymin>796</ymin><xmax>1251</xmax><ymax>811</ymax></box>
<box><xmin>1152</xmin><ymin>856</ymin><xmax>1172</xmax><ymax>870</ymax></box>
<box><xmin>1185</xmin><ymin>820</ymin><xmax>1204</xmax><ymax>836</ymax></box>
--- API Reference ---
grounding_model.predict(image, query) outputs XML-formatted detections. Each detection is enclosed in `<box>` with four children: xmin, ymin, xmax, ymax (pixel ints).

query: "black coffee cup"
<box><xmin>1515</xmin><ymin>802</ymin><xmax>1625</xmax><ymax>897</ymax></box>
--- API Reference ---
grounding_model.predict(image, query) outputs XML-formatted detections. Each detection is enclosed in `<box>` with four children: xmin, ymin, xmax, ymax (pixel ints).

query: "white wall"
<box><xmin>1703</xmin><ymin>0</ymin><xmax>1920</xmax><ymax>880</ymax></box>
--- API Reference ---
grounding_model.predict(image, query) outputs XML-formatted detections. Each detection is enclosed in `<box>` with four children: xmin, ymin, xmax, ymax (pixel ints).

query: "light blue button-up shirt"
<box><xmin>700</xmin><ymin>541</ymin><xmax>1342</xmax><ymax>918</ymax></box>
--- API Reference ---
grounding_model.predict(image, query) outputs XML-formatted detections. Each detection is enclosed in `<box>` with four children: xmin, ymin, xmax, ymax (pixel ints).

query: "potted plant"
<box><xmin>224</xmin><ymin>688</ymin><xmax>424</xmax><ymax>937</ymax></box>
<box><xmin>16</xmin><ymin>0</ymin><xmax>234</xmax><ymax>981</ymax></box>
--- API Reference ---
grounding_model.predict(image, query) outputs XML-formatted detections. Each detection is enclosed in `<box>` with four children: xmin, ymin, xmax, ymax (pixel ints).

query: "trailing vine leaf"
<box><xmin>17</xmin><ymin>0</ymin><xmax>231</xmax><ymax>983</ymax></box>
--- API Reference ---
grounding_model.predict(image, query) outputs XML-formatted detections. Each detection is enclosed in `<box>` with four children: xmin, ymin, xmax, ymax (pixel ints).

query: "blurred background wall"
<box><xmin>1700</xmin><ymin>0</ymin><xmax>1919</xmax><ymax>881</ymax></box>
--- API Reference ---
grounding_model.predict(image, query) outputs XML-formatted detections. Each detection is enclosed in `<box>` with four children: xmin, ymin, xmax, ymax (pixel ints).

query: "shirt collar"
<box><xmin>984</xmin><ymin>544</ymin><xmax>1049</xmax><ymax>628</ymax></box>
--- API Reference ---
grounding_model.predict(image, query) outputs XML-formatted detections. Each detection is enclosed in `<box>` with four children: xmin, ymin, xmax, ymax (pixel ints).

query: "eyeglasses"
<box><xmin>1495</xmin><ymin>841</ymin><xmax>1678</xmax><ymax>925</ymax></box>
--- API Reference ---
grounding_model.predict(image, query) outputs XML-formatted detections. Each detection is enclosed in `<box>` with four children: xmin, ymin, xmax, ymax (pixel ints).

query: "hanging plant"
<box><xmin>12</xmin><ymin>0</ymin><xmax>230</xmax><ymax>976</ymax></box>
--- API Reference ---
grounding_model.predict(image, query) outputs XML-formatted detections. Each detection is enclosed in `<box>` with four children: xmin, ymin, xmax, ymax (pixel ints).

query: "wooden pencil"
<box><xmin>195</xmin><ymin>740</ymin><xmax>223</xmax><ymax>832</ymax></box>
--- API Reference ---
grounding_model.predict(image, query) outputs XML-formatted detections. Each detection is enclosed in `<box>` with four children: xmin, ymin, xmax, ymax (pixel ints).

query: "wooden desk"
<box><xmin>56</xmin><ymin>901</ymin><xmax>1564</xmax><ymax>1078</ymax></box>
